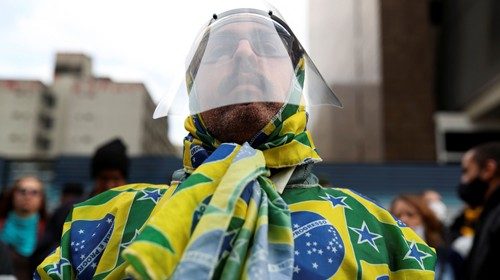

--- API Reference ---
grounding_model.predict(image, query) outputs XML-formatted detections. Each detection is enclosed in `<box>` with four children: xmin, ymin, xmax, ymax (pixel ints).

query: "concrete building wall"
<box><xmin>54</xmin><ymin>80</ymin><xmax>146</xmax><ymax>155</ymax></box>
<box><xmin>54</xmin><ymin>53</ymin><xmax>92</xmax><ymax>79</ymax></box>
<box><xmin>1</xmin><ymin>53</ymin><xmax>175</xmax><ymax>158</ymax></box>
<box><xmin>308</xmin><ymin>0</ymin><xmax>383</xmax><ymax>162</ymax></box>
<box><xmin>50</xmin><ymin>53</ymin><xmax>93</xmax><ymax>157</ymax></box>
<box><xmin>142</xmin><ymin>97</ymin><xmax>175</xmax><ymax>155</ymax></box>
<box><xmin>380</xmin><ymin>0</ymin><xmax>437</xmax><ymax>161</ymax></box>
<box><xmin>51</xmin><ymin>78</ymin><xmax>175</xmax><ymax>156</ymax></box>
<box><xmin>308</xmin><ymin>0</ymin><xmax>381</xmax><ymax>85</ymax></box>
<box><xmin>0</xmin><ymin>80</ymin><xmax>53</xmax><ymax>158</ymax></box>
<box><xmin>310</xmin><ymin>84</ymin><xmax>382</xmax><ymax>162</ymax></box>
<box><xmin>309</xmin><ymin>0</ymin><xmax>437</xmax><ymax>162</ymax></box>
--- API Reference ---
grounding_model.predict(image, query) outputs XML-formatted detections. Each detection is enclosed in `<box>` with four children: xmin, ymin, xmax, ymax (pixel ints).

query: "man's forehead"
<box><xmin>212</xmin><ymin>18</ymin><xmax>276</xmax><ymax>35</ymax></box>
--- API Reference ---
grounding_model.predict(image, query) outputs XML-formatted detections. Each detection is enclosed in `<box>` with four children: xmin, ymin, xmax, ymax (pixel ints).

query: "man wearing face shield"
<box><xmin>36</xmin><ymin>4</ymin><xmax>436</xmax><ymax>279</ymax></box>
<box><xmin>456</xmin><ymin>142</ymin><xmax>500</xmax><ymax>279</ymax></box>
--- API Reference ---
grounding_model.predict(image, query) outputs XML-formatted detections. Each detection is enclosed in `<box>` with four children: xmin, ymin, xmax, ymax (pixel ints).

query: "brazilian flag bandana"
<box><xmin>36</xmin><ymin>59</ymin><xmax>436</xmax><ymax>279</ymax></box>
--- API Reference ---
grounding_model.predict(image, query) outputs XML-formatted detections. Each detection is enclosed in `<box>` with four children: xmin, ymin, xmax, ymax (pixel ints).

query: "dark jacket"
<box><xmin>30</xmin><ymin>199</ymin><xmax>80</xmax><ymax>273</ymax></box>
<box><xmin>465</xmin><ymin>186</ymin><xmax>500</xmax><ymax>279</ymax></box>
<box><xmin>0</xmin><ymin>216</ymin><xmax>46</xmax><ymax>280</ymax></box>
<box><xmin>0</xmin><ymin>240</ymin><xmax>14</xmax><ymax>275</ymax></box>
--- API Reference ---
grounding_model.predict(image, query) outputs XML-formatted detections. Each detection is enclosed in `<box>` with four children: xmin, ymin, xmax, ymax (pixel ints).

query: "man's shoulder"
<box><xmin>112</xmin><ymin>183</ymin><xmax>170</xmax><ymax>192</ymax></box>
<box><xmin>36</xmin><ymin>183</ymin><xmax>172</xmax><ymax>279</ymax></box>
<box><xmin>284</xmin><ymin>186</ymin><xmax>403</xmax><ymax>227</ymax></box>
<box><xmin>483</xmin><ymin>203</ymin><xmax>500</xmax><ymax>233</ymax></box>
<box><xmin>324</xmin><ymin>187</ymin><xmax>386</xmax><ymax>209</ymax></box>
<box><xmin>68</xmin><ymin>183</ymin><xmax>172</xmax><ymax>221</ymax></box>
<box><xmin>285</xmin><ymin>186</ymin><xmax>387</xmax><ymax>210</ymax></box>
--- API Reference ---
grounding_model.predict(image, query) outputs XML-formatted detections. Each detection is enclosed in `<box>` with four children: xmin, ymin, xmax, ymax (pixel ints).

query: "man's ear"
<box><xmin>481</xmin><ymin>159</ymin><xmax>498</xmax><ymax>181</ymax></box>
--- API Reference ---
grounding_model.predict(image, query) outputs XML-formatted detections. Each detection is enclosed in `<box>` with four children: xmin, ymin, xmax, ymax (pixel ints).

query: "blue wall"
<box><xmin>1</xmin><ymin>156</ymin><xmax>462</xmax><ymax>213</ymax></box>
<box><xmin>53</xmin><ymin>156</ymin><xmax>183</xmax><ymax>192</ymax></box>
<box><xmin>314</xmin><ymin>163</ymin><xmax>461</xmax><ymax>207</ymax></box>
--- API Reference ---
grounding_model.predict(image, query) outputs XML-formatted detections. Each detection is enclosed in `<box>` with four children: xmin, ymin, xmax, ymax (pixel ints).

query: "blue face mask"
<box><xmin>457</xmin><ymin>177</ymin><xmax>489</xmax><ymax>207</ymax></box>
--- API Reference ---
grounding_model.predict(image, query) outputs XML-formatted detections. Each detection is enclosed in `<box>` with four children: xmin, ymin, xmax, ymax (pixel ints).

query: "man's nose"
<box><xmin>233</xmin><ymin>40</ymin><xmax>258</xmax><ymax>63</ymax></box>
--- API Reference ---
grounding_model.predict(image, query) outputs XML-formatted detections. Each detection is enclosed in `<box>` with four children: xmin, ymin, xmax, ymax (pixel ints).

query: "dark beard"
<box><xmin>201</xmin><ymin>102</ymin><xmax>283</xmax><ymax>144</ymax></box>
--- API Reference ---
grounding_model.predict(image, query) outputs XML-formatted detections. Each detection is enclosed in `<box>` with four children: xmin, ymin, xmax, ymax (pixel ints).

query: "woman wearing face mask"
<box><xmin>390</xmin><ymin>194</ymin><xmax>463</xmax><ymax>280</ymax></box>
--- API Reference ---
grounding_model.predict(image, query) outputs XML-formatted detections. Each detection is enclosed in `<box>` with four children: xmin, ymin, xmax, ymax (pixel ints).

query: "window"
<box><xmin>42</xmin><ymin>92</ymin><xmax>56</xmax><ymax>108</ymax></box>
<box><xmin>36</xmin><ymin>135</ymin><xmax>51</xmax><ymax>150</ymax></box>
<box><xmin>38</xmin><ymin>114</ymin><xmax>54</xmax><ymax>129</ymax></box>
<box><xmin>445</xmin><ymin>131</ymin><xmax>500</xmax><ymax>152</ymax></box>
<box><xmin>54</xmin><ymin>64</ymin><xmax>82</xmax><ymax>76</ymax></box>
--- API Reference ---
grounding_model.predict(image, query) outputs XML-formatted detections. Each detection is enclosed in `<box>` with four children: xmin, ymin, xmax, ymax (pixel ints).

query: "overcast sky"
<box><xmin>0</xmin><ymin>0</ymin><xmax>308</xmax><ymax>146</ymax></box>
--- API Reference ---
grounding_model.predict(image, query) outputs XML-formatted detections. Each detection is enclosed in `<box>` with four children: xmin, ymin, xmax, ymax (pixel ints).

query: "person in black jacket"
<box><xmin>0</xmin><ymin>240</ymin><xmax>14</xmax><ymax>277</ymax></box>
<box><xmin>89</xmin><ymin>138</ymin><xmax>129</xmax><ymax>196</ymax></box>
<box><xmin>458</xmin><ymin>142</ymin><xmax>500</xmax><ymax>279</ymax></box>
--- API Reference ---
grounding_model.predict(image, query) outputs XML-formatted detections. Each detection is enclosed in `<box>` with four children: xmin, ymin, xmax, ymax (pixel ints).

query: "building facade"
<box><xmin>307</xmin><ymin>0</ymin><xmax>498</xmax><ymax>163</ymax></box>
<box><xmin>435</xmin><ymin>0</ymin><xmax>500</xmax><ymax>162</ymax></box>
<box><xmin>0</xmin><ymin>80</ymin><xmax>56</xmax><ymax>158</ymax></box>
<box><xmin>308</xmin><ymin>0</ymin><xmax>385</xmax><ymax>162</ymax></box>
<box><xmin>0</xmin><ymin>53</ymin><xmax>176</xmax><ymax>159</ymax></box>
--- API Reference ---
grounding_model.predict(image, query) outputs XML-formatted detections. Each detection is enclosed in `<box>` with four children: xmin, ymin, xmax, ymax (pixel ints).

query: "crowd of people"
<box><xmin>0</xmin><ymin>138</ymin><xmax>129</xmax><ymax>279</ymax></box>
<box><xmin>387</xmin><ymin>142</ymin><xmax>500</xmax><ymax>280</ymax></box>
<box><xmin>2</xmin><ymin>140</ymin><xmax>498</xmax><ymax>279</ymax></box>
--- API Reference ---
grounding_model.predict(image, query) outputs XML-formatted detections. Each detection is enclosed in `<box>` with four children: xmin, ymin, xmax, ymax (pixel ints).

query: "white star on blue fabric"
<box><xmin>403</xmin><ymin>241</ymin><xmax>432</xmax><ymax>269</ymax></box>
<box><xmin>320</xmin><ymin>193</ymin><xmax>352</xmax><ymax>210</ymax></box>
<box><xmin>293</xmin><ymin>265</ymin><xmax>300</xmax><ymax>274</ymax></box>
<box><xmin>137</xmin><ymin>189</ymin><xmax>163</xmax><ymax>204</ymax></box>
<box><xmin>349</xmin><ymin>221</ymin><xmax>383</xmax><ymax>252</ymax></box>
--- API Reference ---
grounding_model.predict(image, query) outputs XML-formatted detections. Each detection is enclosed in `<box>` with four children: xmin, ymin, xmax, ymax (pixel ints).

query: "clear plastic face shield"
<box><xmin>154</xmin><ymin>3</ymin><xmax>342</xmax><ymax>119</ymax></box>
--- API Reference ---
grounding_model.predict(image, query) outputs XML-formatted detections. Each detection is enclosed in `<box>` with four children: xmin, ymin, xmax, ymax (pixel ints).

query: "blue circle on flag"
<box><xmin>291</xmin><ymin>211</ymin><xmax>345</xmax><ymax>279</ymax></box>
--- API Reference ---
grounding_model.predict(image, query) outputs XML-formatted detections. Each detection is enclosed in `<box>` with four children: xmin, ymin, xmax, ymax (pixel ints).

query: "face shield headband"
<box><xmin>153</xmin><ymin>8</ymin><xmax>341</xmax><ymax>119</ymax></box>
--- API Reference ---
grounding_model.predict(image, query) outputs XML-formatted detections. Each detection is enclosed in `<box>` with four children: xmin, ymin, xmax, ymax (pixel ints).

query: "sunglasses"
<box><xmin>15</xmin><ymin>187</ymin><xmax>42</xmax><ymax>197</ymax></box>
<box><xmin>201</xmin><ymin>29</ymin><xmax>294</xmax><ymax>64</ymax></box>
